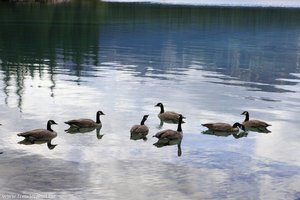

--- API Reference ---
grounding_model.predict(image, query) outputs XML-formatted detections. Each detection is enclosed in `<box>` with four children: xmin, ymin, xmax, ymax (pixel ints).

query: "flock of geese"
<box><xmin>14</xmin><ymin>102</ymin><xmax>271</xmax><ymax>155</ymax></box>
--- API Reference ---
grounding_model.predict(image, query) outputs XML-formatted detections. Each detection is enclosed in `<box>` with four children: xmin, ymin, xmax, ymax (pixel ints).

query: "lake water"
<box><xmin>0</xmin><ymin>1</ymin><xmax>300</xmax><ymax>199</ymax></box>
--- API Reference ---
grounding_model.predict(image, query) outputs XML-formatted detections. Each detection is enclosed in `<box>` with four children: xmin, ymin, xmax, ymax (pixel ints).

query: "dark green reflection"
<box><xmin>0</xmin><ymin>1</ymin><xmax>300</xmax><ymax>110</ymax></box>
<box><xmin>0</xmin><ymin>0</ymin><xmax>105</xmax><ymax>111</ymax></box>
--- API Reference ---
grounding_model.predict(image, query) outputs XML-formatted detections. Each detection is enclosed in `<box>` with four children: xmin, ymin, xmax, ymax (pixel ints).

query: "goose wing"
<box><xmin>159</xmin><ymin>112</ymin><xmax>181</xmax><ymax>123</ymax></box>
<box><xmin>154</xmin><ymin>129</ymin><xmax>181</xmax><ymax>140</ymax></box>
<box><xmin>243</xmin><ymin>120</ymin><xmax>271</xmax><ymax>128</ymax></box>
<box><xmin>202</xmin><ymin>123</ymin><xmax>232</xmax><ymax>131</ymax></box>
<box><xmin>130</xmin><ymin>125</ymin><xmax>149</xmax><ymax>134</ymax></box>
<box><xmin>18</xmin><ymin>129</ymin><xmax>55</xmax><ymax>139</ymax></box>
<box><xmin>65</xmin><ymin>118</ymin><xmax>97</xmax><ymax>128</ymax></box>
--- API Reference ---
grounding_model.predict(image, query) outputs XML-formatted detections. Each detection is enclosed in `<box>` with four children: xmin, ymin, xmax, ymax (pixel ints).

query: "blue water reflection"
<box><xmin>0</xmin><ymin>1</ymin><xmax>300</xmax><ymax>199</ymax></box>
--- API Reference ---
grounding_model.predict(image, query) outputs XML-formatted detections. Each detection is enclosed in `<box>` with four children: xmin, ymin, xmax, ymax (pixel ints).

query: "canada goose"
<box><xmin>202</xmin><ymin>122</ymin><xmax>245</xmax><ymax>132</ymax></box>
<box><xmin>153</xmin><ymin>114</ymin><xmax>184</xmax><ymax>141</ymax></box>
<box><xmin>241</xmin><ymin>111</ymin><xmax>271</xmax><ymax>129</ymax></box>
<box><xmin>17</xmin><ymin>120</ymin><xmax>58</xmax><ymax>143</ymax></box>
<box><xmin>65</xmin><ymin>111</ymin><xmax>105</xmax><ymax>129</ymax></box>
<box><xmin>155</xmin><ymin>102</ymin><xmax>185</xmax><ymax>124</ymax></box>
<box><xmin>130</xmin><ymin>115</ymin><xmax>149</xmax><ymax>141</ymax></box>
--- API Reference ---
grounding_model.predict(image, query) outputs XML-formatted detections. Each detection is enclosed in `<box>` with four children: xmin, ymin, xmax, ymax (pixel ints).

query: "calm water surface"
<box><xmin>0</xmin><ymin>1</ymin><xmax>300</xmax><ymax>199</ymax></box>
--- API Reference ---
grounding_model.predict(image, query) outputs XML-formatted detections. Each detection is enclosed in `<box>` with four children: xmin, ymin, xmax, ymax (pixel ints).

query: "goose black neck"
<box><xmin>96</xmin><ymin>112</ymin><xmax>101</xmax><ymax>124</ymax></box>
<box><xmin>177</xmin><ymin>117</ymin><xmax>182</xmax><ymax>132</ymax></box>
<box><xmin>47</xmin><ymin>122</ymin><xmax>54</xmax><ymax>132</ymax></box>
<box><xmin>140</xmin><ymin>117</ymin><xmax>147</xmax><ymax>125</ymax></box>
<box><xmin>244</xmin><ymin>112</ymin><xmax>249</xmax><ymax>122</ymax></box>
<box><xmin>159</xmin><ymin>104</ymin><xmax>164</xmax><ymax>114</ymax></box>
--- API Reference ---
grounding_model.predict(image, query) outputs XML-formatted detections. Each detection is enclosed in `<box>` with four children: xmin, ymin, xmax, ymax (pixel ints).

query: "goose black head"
<box><xmin>97</xmin><ymin>111</ymin><xmax>105</xmax><ymax>115</ymax></box>
<box><xmin>48</xmin><ymin>120</ymin><xmax>58</xmax><ymax>125</ymax></box>
<box><xmin>155</xmin><ymin>103</ymin><xmax>165</xmax><ymax>113</ymax></box>
<box><xmin>143</xmin><ymin>115</ymin><xmax>149</xmax><ymax>120</ymax></box>
<box><xmin>47</xmin><ymin>120</ymin><xmax>57</xmax><ymax>132</ymax></box>
<box><xmin>241</xmin><ymin>111</ymin><xmax>250</xmax><ymax>122</ymax></box>
<box><xmin>155</xmin><ymin>102</ymin><xmax>163</xmax><ymax>107</ymax></box>
<box><xmin>241</xmin><ymin>111</ymin><xmax>249</xmax><ymax>115</ymax></box>
<box><xmin>178</xmin><ymin>114</ymin><xmax>184</xmax><ymax>124</ymax></box>
<box><xmin>96</xmin><ymin>111</ymin><xmax>105</xmax><ymax>124</ymax></box>
<box><xmin>232</xmin><ymin>122</ymin><xmax>242</xmax><ymax>128</ymax></box>
<box><xmin>232</xmin><ymin>122</ymin><xmax>245</xmax><ymax>131</ymax></box>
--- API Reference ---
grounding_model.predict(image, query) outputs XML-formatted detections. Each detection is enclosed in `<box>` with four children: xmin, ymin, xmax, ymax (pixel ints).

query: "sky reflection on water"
<box><xmin>0</xmin><ymin>1</ymin><xmax>300</xmax><ymax>199</ymax></box>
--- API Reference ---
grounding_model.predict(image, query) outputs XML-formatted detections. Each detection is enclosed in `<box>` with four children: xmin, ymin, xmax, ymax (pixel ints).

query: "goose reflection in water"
<box><xmin>244</xmin><ymin>127</ymin><xmax>271</xmax><ymax>133</ymax></box>
<box><xmin>153</xmin><ymin>138</ymin><xmax>182</xmax><ymax>157</ymax></box>
<box><xmin>65</xmin><ymin>127</ymin><xmax>104</xmax><ymax>140</ymax></box>
<box><xmin>130</xmin><ymin>132</ymin><xmax>147</xmax><ymax>141</ymax></box>
<box><xmin>202</xmin><ymin>130</ymin><xmax>248</xmax><ymax>139</ymax></box>
<box><xmin>18</xmin><ymin>138</ymin><xmax>57</xmax><ymax>150</ymax></box>
<box><xmin>157</xmin><ymin>116</ymin><xmax>186</xmax><ymax>129</ymax></box>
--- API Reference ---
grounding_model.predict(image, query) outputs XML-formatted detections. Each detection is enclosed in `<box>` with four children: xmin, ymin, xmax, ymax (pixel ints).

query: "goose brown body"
<box><xmin>65</xmin><ymin>111</ymin><xmax>105</xmax><ymax>128</ymax></box>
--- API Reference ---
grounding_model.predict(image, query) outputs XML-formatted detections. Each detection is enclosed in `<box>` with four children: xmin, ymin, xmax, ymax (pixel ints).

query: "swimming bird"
<box><xmin>130</xmin><ymin>115</ymin><xmax>149</xmax><ymax>141</ymax></box>
<box><xmin>202</xmin><ymin>122</ymin><xmax>245</xmax><ymax>132</ymax></box>
<box><xmin>65</xmin><ymin>111</ymin><xmax>105</xmax><ymax>129</ymax></box>
<box><xmin>241</xmin><ymin>111</ymin><xmax>271</xmax><ymax>129</ymax></box>
<box><xmin>155</xmin><ymin>102</ymin><xmax>184</xmax><ymax>124</ymax></box>
<box><xmin>17</xmin><ymin>120</ymin><xmax>58</xmax><ymax>143</ymax></box>
<box><xmin>153</xmin><ymin>114</ymin><xmax>184</xmax><ymax>141</ymax></box>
